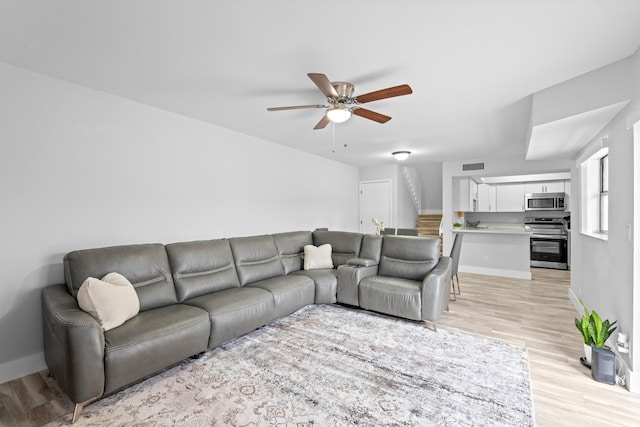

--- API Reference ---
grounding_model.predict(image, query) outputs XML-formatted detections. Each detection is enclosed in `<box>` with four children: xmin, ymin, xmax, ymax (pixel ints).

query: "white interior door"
<box><xmin>359</xmin><ymin>180</ymin><xmax>392</xmax><ymax>233</ymax></box>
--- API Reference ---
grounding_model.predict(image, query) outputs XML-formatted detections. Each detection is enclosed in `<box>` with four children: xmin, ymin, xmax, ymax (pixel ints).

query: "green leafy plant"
<box><xmin>574</xmin><ymin>299</ymin><xmax>592</xmax><ymax>345</ymax></box>
<box><xmin>453</xmin><ymin>222</ymin><xmax>462</xmax><ymax>228</ymax></box>
<box><xmin>587</xmin><ymin>310</ymin><xmax>617</xmax><ymax>348</ymax></box>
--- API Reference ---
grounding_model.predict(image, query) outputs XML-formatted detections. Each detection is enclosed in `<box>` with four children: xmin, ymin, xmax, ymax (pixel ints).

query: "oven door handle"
<box><xmin>530</xmin><ymin>234</ymin><xmax>567</xmax><ymax>240</ymax></box>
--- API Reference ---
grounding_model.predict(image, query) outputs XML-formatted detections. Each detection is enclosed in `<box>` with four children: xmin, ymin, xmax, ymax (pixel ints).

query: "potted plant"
<box><xmin>453</xmin><ymin>222</ymin><xmax>462</xmax><ymax>229</ymax></box>
<box><xmin>588</xmin><ymin>310</ymin><xmax>617</xmax><ymax>349</ymax></box>
<box><xmin>574</xmin><ymin>299</ymin><xmax>593</xmax><ymax>364</ymax></box>
<box><xmin>588</xmin><ymin>310</ymin><xmax>617</xmax><ymax>384</ymax></box>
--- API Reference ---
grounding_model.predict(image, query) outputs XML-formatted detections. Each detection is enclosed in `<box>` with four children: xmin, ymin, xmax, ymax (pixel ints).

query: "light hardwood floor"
<box><xmin>441</xmin><ymin>268</ymin><xmax>640</xmax><ymax>426</ymax></box>
<box><xmin>2</xmin><ymin>268</ymin><xmax>640</xmax><ymax>426</ymax></box>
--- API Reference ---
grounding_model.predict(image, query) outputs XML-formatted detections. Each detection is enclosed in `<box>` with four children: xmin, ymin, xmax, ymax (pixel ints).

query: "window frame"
<box><xmin>599</xmin><ymin>154</ymin><xmax>608</xmax><ymax>234</ymax></box>
<box><xmin>579</xmin><ymin>144</ymin><xmax>608</xmax><ymax>241</ymax></box>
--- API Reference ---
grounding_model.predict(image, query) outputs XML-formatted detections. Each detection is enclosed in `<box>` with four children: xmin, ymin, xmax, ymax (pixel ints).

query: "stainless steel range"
<box><xmin>524</xmin><ymin>217</ymin><xmax>568</xmax><ymax>270</ymax></box>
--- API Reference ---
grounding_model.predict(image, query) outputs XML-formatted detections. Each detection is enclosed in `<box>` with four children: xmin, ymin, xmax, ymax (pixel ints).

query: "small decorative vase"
<box><xmin>583</xmin><ymin>343</ymin><xmax>592</xmax><ymax>365</ymax></box>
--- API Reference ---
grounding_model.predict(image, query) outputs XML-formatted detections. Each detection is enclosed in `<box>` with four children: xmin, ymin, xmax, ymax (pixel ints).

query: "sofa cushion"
<box><xmin>166</xmin><ymin>239</ymin><xmax>241</xmax><ymax>302</ymax></box>
<box><xmin>303</xmin><ymin>244</ymin><xmax>334</xmax><ymax>270</ymax></box>
<box><xmin>103</xmin><ymin>304</ymin><xmax>210</xmax><ymax>394</ymax></box>
<box><xmin>247</xmin><ymin>275</ymin><xmax>315</xmax><ymax>320</ymax></box>
<box><xmin>184</xmin><ymin>287</ymin><xmax>275</xmax><ymax>349</ymax></box>
<box><xmin>359</xmin><ymin>234</ymin><xmax>383</xmax><ymax>263</ymax></box>
<box><xmin>359</xmin><ymin>276</ymin><xmax>422</xmax><ymax>321</ymax></box>
<box><xmin>313</xmin><ymin>231</ymin><xmax>363</xmax><ymax>266</ymax></box>
<box><xmin>378</xmin><ymin>236</ymin><xmax>440</xmax><ymax>281</ymax></box>
<box><xmin>64</xmin><ymin>243</ymin><xmax>177</xmax><ymax>312</ymax></box>
<box><xmin>77</xmin><ymin>273</ymin><xmax>140</xmax><ymax>331</ymax></box>
<box><xmin>272</xmin><ymin>231</ymin><xmax>313</xmax><ymax>274</ymax></box>
<box><xmin>292</xmin><ymin>268</ymin><xmax>337</xmax><ymax>304</ymax></box>
<box><xmin>229</xmin><ymin>235</ymin><xmax>285</xmax><ymax>286</ymax></box>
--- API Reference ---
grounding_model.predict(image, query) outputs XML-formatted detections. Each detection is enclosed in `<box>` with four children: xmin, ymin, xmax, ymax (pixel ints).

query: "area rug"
<box><xmin>47</xmin><ymin>304</ymin><xmax>534</xmax><ymax>426</ymax></box>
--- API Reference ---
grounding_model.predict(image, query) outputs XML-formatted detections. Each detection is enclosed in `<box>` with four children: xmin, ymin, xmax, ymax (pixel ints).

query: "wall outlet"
<box><xmin>483</xmin><ymin>255</ymin><xmax>489</xmax><ymax>262</ymax></box>
<box><xmin>624</xmin><ymin>224</ymin><xmax>632</xmax><ymax>241</ymax></box>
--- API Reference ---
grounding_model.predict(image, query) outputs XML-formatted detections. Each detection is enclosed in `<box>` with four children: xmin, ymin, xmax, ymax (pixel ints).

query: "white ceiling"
<box><xmin>1</xmin><ymin>1</ymin><xmax>639</xmax><ymax>168</ymax></box>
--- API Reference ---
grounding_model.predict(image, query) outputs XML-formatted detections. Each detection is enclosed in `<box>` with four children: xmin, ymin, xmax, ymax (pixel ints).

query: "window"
<box><xmin>580</xmin><ymin>143</ymin><xmax>608</xmax><ymax>239</ymax></box>
<box><xmin>600</xmin><ymin>155</ymin><xmax>608</xmax><ymax>233</ymax></box>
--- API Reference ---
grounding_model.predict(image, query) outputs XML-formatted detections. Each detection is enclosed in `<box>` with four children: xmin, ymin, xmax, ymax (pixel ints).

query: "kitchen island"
<box><xmin>453</xmin><ymin>223</ymin><xmax>532</xmax><ymax>280</ymax></box>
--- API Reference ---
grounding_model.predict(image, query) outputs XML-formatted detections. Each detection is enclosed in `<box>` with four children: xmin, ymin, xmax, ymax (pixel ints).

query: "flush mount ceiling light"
<box><xmin>392</xmin><ymin>150</ymin><xmax>411</xmax><ymax>161</ymax></box>
<box><xmin>326</xmin><ymin>103</ymin><xmax>352</xmax><ymax>123</ymax></box>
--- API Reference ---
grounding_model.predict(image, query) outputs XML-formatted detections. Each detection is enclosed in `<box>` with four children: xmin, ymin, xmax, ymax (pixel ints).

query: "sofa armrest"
<box><xmin>337</xmin><ymin>264</ymin><xmax>378</xmax><ymax>306</ymax></box>
<box><xmin>41</xmin><ymin>284</ymin><xmax>105</xmax><ymax>404</ymax></box>
<box><xmin>420</xmin><ymin>256</ymin><xmax>452</xmax><ymax>322</ymax></box>
<box><xmin>346</xmin><ymin>258</ymin><xmax>378</xmax><ymax>267</ymax></box>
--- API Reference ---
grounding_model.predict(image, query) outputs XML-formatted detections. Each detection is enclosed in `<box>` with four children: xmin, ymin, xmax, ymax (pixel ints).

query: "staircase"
<box><xmin>416</xmin><ymin>214</ymin><xmax>443</xmax><ymax>254</ymax></box>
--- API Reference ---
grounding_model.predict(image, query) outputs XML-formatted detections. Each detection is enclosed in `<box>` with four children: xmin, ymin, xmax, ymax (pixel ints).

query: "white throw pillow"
<box><xmin>77</xmin><ymin>272</ymin><xmax>140</xmax><ymax>331</ymax></box>
<box><xmin>303</xmin><ymin>244</ymin><xmax>334</xmax><ymax>270</ymax></box>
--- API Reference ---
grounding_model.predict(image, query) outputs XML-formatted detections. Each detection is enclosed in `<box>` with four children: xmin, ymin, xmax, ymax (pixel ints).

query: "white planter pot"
<box><xmin>583</xmin><ymin>343</ymin><xmax>592</xmax><ymax>365</ymax></box>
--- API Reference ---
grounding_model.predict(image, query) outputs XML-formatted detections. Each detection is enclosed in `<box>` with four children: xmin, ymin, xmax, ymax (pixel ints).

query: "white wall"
<box><xmin>570</xmin><ymin>110</ymin><xmax>635</xmax><ymax>387</ymax></box>
<box><xmin>570</xmin><ymin>48</ymin><xmax>640</xmax><ymax>391</ymax></box>
<box><xmin>0</xmin><ymin>63</ymin><xmax>359</xmax><ymax>383</ymax></box>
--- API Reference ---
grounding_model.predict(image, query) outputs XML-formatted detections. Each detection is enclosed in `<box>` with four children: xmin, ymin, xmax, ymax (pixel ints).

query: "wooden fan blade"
<box><xmin>355</xmin><ymin>84</ymin><xmax>413</xmax><ymax>104</ymax></box>
<box><xmin>353</xmin><ymin>108</ymin><xmax>392</xmax><ymax>124</ymax></box>
<box><xmin>308</xmin><ymin>73</ymin><xmax>339</xmax><ymax>98</ymax></box>
<box><xmin>313</xmin><ymin>115</ymin><xmax>331</xmax><ymax>130</ymax></box>
<box><xmin>267</xmin><ymin>104</ymin><xmax>325</xmax><ymax>111</ymax></box>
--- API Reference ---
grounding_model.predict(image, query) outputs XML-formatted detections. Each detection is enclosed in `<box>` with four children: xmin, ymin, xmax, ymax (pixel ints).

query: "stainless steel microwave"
<box><xmin>524</xmin><ymin>193</ymin><xmax>567</xmax><ymax>211</ymax></box>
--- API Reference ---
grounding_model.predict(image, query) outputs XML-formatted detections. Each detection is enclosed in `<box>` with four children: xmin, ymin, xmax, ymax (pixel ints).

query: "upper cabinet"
<box><xmin>453</xmin><ymin>177</ymin><xmax>569</xmax><ymax>213</ymax></box>
<box><xmin>496</xmin><ymin>183</ymin><xmax>525</xmax><ymax>212</ymax></box>
<box><xmin>477</xmin><ymin>183</ymin><xmax>497</xmax><ymax>212</ymax></box>
<box><xmin>524</xmin><ymin>180</ymin><xmax>566</xmax><ymax>194</ymax></box>
<box><xmin>452</xmin><ymin>177</ymin><xmax>478</xmax><ymax>212</ymax></box>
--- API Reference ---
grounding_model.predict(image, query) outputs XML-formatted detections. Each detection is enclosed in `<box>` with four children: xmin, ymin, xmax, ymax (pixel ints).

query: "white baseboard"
<box><xmin>459</xmin><ymin>265</ymin><xmax>531</xmax><ymax>280</ymax></box>
<box><xmin>0</xmin><ymin>352</ymin><xmax>46</xmax><ymax>384</ymax></box>
<box><xmin>567</xmin><ymin>287</ymin><xmax>582</xmax><ymax>312</ymax></box>
<box><xmin>627</xmin><ymin>368</ymin><xmax>640</xmax><ymax>393</ymax></box>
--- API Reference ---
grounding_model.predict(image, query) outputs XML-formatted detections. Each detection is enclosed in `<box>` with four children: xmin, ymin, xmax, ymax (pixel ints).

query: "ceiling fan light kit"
<box><xmin>326</xmin><ymin>104</ymin><xmax>352</xmax><ymax>123</ymax></box>
<box><xmin>267</xmin><ymin>73</ymin><xmax>412</xmax><ymax>130</ymax></box>
<box><xmin>392</xmin><ymin>151</ymin><xmax>411</xmax><ymax>161</ymax></box>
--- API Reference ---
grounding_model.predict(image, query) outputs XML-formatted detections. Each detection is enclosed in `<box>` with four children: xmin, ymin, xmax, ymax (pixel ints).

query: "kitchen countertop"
<box><xmin>452</xmin><ymin>223</ymin><xmax>531</xmax><ymax>235</ymax></box>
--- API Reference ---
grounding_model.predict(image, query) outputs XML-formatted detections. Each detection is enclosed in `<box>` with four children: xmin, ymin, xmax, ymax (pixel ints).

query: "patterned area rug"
<box><xmin>48</xmin><ymin>304</ymin><xmax>534</xmax><ymax>426</ymax></box>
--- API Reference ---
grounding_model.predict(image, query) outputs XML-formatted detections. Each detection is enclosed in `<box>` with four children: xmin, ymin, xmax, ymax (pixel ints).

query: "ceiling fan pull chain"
<box><xmin>332</xmin><ymin>122</ymin><xmax>336</xmax><ymax>153</ymax></box>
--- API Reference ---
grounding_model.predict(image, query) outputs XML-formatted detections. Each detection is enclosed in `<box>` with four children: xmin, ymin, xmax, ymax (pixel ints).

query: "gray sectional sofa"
<box><xmin>41</xmin><ymin>230</ymin><xmax>451</xmax><ymax>422</ymax></box>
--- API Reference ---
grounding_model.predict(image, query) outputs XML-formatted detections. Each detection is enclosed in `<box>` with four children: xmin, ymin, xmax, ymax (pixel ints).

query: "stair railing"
<box><xmin>402</xmin><ymin>166</ymin><xmax>421</xmax><ymax>213</ymax></box>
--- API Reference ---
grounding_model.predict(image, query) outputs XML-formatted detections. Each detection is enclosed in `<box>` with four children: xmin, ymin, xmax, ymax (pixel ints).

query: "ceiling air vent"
<box><xmin>462</xmin><ymin>162</ymin><xmax>484</xmax><ymax>171</ymax></box>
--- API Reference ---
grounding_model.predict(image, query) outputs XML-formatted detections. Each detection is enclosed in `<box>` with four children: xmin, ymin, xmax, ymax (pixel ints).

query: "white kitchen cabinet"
<box><xmin>452</xmin><ymin>177</ymin><xmax>478</xmax><ymax>212</ymax></box>
<box><xmin>470</xmin><ymin>180</ymin><xmax>478</xmax><ymax>210</ymax></box>
<box><xmin>524</xmin><ymin>180</ymin><xmax>565</xmax><ymax>194</ymax></box>
<box><xmin>477</xmin><ymin>183</ymin><xmax>497</xmax><ymax>212</ymax></box>
<box><xmin>496</xmin><ymin>183</ymin><xmax>525</xmax><ymax>212</ymax></box>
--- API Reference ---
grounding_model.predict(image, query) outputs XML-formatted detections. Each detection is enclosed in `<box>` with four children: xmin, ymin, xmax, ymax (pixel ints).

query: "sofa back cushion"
<box><xmin>229</xmin><ymin>235</ymin><xmax>285</xmax><ymax>286</ymax></box>
<box><xmin>313</xmin><ymin>231</ymin><xmax>363</xmax><ymax>266</ymax></box>
<box><xmin>272</xmin><ymin>231</ymin><xmax>313</xmax><ymax>274</ymax></box>
<box><xmin>359</xmin><ymin>234</ymin><xmax>383</xmax><ymax>262</ymax></box>
<box><xmin>378</xmin><ymin>236</ymin><xmax>440</xmax><ymax>281</ymax></box>
<box><xmin>64</xmin><ymin>243</ymin><xmax>176</xmax><ymax>312</ymax></box>
<box><xmin>166</xmin><ymin>239</ymin><xmax>241</xmax><ymax>302</ymax></box>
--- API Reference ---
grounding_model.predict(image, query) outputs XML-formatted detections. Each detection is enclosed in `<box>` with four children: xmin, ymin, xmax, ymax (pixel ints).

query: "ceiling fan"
<box><xmin>267</xmin><ymin>73</ymin><xmax>413</xmax><ymax>130</ymax></box>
